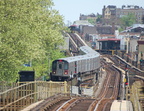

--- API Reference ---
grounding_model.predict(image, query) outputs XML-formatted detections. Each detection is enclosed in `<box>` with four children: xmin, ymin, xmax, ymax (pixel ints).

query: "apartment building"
<box><xmin>102</xmin><ymin>5</ymin><xmax>144</xmax><ymax>24</ymax></box>
<box><xmin>79</xmin><ymin>13</ymin><xmax>97</xmax><ymax>21</ymax></box>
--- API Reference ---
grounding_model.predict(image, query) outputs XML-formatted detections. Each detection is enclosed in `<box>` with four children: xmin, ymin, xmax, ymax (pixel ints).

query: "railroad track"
<box><xmin>31</xmin><ymin>58</ymin><xmax>121</xmax><ymax>111</ymax></box>
<box><xmin>94</xmin><ymin>61</ymin><xmax>120</xmax><ymax>111</ymax></box>
<box><xmin>69</xmin><ymin>33</ymin><xmax>86</xmax><ymax>47</ymax></box>
<box><xmin>30</xmin><ymin>93</ymin><xmax>72</xmax><ymax>111</ymax></box>
<box><xmin>106</xmin><ymin>54</ymin><xmax>143</xmax><ymax>85</ymax></box>
<box><xmin>58</xmin><ymin>98</ymin><xmax>95</xmax><ymax>111</ymax></box>
<box><xmin>31</xmin><ymin>55</ymin><xmax>143</xmax><ymax>110</ymax></box>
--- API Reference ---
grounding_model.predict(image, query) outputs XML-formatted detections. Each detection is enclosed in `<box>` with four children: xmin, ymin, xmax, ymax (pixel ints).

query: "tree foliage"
<box><xmin>96</xmin><ymin>14</ymin><xmax>102</xmax><ymax>23</ymax></box>
<box><xmin>88</xmin><ymin>19</ymin><xmax>96</xmax><ymax>25</ymax></box>
<box><xmin>0</xmin><ymin>0</ymin><xmax>67</xmax><ymax>82</ymax></box>
<box><xmin>120</xmin><ymin>13</ymin><xmax>136</xmax><ymax>30</ymax></box>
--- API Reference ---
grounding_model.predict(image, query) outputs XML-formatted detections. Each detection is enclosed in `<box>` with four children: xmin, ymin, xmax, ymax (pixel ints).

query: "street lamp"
<box><xmin>70</xmin><ymin>72</ymin><xmax>73</xmax><ymax>95</ymax></box>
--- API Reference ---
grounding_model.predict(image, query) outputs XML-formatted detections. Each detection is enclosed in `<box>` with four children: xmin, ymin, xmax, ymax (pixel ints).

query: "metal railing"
<box><xmin>0</xmin><ymin>82</ymin><xmax>19</xmax><ymax>93</ymax></box>
<box><xmin>129</xmin><ymin>81</ymin><xmax>144</xmax><ymax>111</ymax></box>
<box><xmin>0</xmin><ymin>81</ymin><xmax>69</xmax><ymax>111</ymax></box>
<box><xmin>116</xmin><ymin>50</ymin><xmax>144</xmax><ymax>70</ymax></box>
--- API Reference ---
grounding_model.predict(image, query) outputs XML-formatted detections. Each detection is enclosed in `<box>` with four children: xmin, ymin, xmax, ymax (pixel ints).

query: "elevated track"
<box><xmin>29</xmin><ymin>60</ymin><xmax>121</xmax><ymax>111</ymax></box>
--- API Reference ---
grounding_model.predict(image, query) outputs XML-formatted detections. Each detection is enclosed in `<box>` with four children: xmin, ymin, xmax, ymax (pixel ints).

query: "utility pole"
<box><xmin>78</xmin><ymin>72</ymin><xmax>81</xmax><ymax>95</ymax></box>
<box><xmin>124</xmin><ymin>65</ymin><xmax>129</xmax><ymax>100</ymax></box>
<box><xmin>70</xmin><ymin>72</ymin><xmax>73</xmax><ymax>95</ymax></box>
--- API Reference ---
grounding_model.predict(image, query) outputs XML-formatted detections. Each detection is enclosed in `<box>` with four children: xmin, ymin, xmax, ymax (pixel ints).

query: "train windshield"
<box><xmin>58</xmin><ymin>60</ymin><xmax>68</xmax><ymax>70</ymax></box>
<box><xmin>64</xmin><ymin>62</ymin><xmax>68</xmax><ymax>69</ymax></box>
<box><xmin>59</xmin><ymin>64</ymin><xmax>62</xmax><ymax>69</ymax></box>
<box><xmin>52</xmin><ymin>60</ymin><xmax>68</xmax><ymax>70</ymax></box>
<box><xmin>52</xmin><ymin>61</ymin><xmax>57</xmax><ymax>70</ymax></box>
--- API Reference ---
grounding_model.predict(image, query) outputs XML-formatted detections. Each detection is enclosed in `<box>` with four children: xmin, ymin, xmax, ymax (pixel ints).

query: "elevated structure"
<box><xmin>98</xmin><ymin>38</ymin><xmax>120</xmax><ymax>50</ymax></box>
<box><xmin>0</xmin><ymin>81</ymin><xmax>69</xmax><ymax>111</ymax></box>
<box><xmin>129</xmin><ymin>80</ymin><xmax>144</xmax><ymax>111</ymax></box>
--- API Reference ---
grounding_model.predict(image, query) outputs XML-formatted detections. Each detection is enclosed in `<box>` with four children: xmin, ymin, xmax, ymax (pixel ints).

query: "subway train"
<box><xmin>50</xmin><ymin>46</ymin><xmax>101</xmax><ymax>81</ymax></box>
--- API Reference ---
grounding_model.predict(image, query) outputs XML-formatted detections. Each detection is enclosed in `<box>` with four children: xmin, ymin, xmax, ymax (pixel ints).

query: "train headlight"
<box><xmin>64</xmin><ymin>70</ymin><xmax>68</xmax><ymax>75</ymax></box>
<box><xmin>53</xmin><ymin>71</ymin><xmax>56</xmax><ymax>74</ymax></box>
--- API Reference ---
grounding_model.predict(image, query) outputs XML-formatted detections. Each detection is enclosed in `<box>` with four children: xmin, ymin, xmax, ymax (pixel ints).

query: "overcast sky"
<box><xmin>52</xmin><ymin>0</ymin><xmax>144</xmax><ymax>24</ymax></box>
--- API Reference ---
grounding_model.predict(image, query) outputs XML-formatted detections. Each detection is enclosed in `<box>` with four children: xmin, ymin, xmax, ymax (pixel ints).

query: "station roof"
<box><xmin>137</xmin><ymin>40</ymin><xmax>144</xmax><ymax>44</ymax></box>
<box><xmin>98</xmin><ymin>38</ymin><xmax>120</xmax><ymax>42</ymax></box>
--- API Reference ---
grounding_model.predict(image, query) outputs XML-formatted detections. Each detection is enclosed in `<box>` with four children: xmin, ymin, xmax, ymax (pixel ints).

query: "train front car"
<box><xmin>51</xmin><ymin>59</ymin><xmax>69</xmax><ymax>81</ymax></box>
<box><xmin>51</xmin><ymin>46</ymin><xmax>101</xmax><ymax>81</ymax></box>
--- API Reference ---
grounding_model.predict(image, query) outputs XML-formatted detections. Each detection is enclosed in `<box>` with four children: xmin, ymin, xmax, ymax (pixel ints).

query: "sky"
<box><xmin>52</xmin><ymin>0</ymin><xmax>144</xmax><ymax>24</ymax></box>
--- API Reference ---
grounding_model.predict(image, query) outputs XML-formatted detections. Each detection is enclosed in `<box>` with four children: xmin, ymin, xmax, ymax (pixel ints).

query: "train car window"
<box><xmin>64</xmin><ymin>62</ymin><xmax>68</xmax><ymax>69</ymax></box>
<box><xmin>52</xmin><ymin>61</ymin><xmax>57</xmax><ymax>70</ymax></box>
<box><xmin>59</xmin><ymin>64</ymin><xmax>62</xmax><ymax>69</ymax></box>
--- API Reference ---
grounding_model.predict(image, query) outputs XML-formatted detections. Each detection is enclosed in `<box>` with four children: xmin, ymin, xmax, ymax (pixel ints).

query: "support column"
<box><xmin>78</xmin><ymin>72</ymin><xmax>81</xmax><ymax>95</ymax></box>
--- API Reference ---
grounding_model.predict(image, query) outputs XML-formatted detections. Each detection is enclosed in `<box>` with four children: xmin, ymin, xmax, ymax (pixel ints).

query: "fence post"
<box><xmin>64</xmin><ymin>81</ymin><xmax>67</xmax><ymax>93</ymax></box>
<box><xmin>49</xmin><ymin>81</ymin><xmax>52</xmax><ymax>96</ymax></box>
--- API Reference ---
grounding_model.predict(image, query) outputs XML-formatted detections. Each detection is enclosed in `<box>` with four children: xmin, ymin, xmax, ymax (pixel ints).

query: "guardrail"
<box><xmin>0</xmin><ymin>81</ymin><xmax>69</xmax><ymax>111</ymax></box>
<box><xmin>0</xmin><ymin>82</ymin><xmax>19</xmax><ymax>93</ymax></box>
<box><xmin>116</xmin><ymin>50</ymin><xmax>144</xmax><ymax>70</ymax></box>
<box><xmin>129</xmin><ymin>81</ymin><xmax>144</xmax><ymax>111</ymax></box>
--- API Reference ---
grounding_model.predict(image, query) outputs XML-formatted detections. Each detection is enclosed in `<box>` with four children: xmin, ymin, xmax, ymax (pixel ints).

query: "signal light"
<box><xmin>125</xmin><ymin>82</ymin><xmax>128</xmax><ymax>85</ymax></box>
<box><xmin>125</xmin><ymin>65</ymin><xmax>128</xmax><ymax>70</ymax></box>
<box><xmin>59</xmin><ymin>60</ymin><xmax>63</xmax><ymax>62</ymax></box>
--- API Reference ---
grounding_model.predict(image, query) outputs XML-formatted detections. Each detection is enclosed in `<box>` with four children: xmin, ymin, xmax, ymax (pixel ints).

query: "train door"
<box><xmin>56</xmin><ymin>60</ymin><xmax>64</xmax><ymax>75</ymax></box>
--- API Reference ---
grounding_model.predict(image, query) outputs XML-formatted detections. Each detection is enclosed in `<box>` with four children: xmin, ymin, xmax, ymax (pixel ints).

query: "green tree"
<box><xmin>88</xmin><ymin>19</ymin><xmax>96</xmax><ymax>25</ymax></box>
<box><xmin>0</xmin><ymin>0</ymin><xmax>67</xmax><ymax>82</ymax></box>
<box><xmin>96</xmin><ymin>14</ymin><xmax>102</xmax><ymax>23</ymax></box>
<box><xmin>120</xmin><ymin>13</ymin><xmax>136</xmax><ymax>30</ymax></box>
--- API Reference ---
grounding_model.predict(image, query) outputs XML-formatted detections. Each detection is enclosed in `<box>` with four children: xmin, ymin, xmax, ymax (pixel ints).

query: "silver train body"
<box><xmin>51</xmin><ymin>46</ymin><xmax>101</xmax><ymax>81</ymax></box>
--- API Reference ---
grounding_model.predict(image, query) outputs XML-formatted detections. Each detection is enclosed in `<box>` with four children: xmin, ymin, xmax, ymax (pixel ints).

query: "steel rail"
<box><xmin>93</xmin><ymin>59</ymin><xmax>121</xmax><ymax>111</ymax></box>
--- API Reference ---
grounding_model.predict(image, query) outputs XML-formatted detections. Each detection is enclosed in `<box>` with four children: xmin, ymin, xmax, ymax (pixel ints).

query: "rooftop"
<box><xmin>98</xmin><ymin>38</ymin><xmax>120</xmax><ymax>42</ymax></box>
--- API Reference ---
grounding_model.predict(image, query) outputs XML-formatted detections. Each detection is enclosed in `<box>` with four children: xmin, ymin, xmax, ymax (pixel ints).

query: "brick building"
<box><xmin>102</xmin><ymin>5</ymin><xmax>144</xmax><ymax>25</ymax></box>
<box><xmin>79</xmin><ymin>13</ymin><xmax>97</xmax><ymax>21</ymax></box>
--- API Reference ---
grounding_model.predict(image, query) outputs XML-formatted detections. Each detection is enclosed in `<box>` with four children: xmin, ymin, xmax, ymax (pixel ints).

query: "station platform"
<box><xmin>110</xmin><ymin>100</ymin><xmax>133</xmax><ymax>111</ymax></box>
